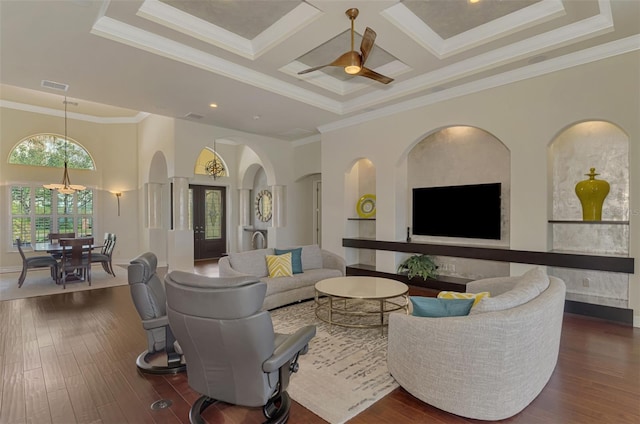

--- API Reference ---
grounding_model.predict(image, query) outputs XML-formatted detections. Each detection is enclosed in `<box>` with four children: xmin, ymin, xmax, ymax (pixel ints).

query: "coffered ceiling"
<box><xmin>1</xmin><ymin>0</ymin><xmax>638</xmax><ymax>141</ymax></box>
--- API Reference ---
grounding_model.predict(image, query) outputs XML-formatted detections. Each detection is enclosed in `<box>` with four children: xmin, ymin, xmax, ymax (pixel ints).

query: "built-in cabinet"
<box><xmin>342</xmin><ymin>122</ymin><xmax>633</xmax><ymax>324</ymax></box>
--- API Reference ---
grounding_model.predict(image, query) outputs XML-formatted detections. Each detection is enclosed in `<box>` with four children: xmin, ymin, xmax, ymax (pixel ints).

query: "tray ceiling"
<box><xmin>1</xmin><ymin>0</ymin><xmax>638</xmax><ymax>140</ymax></box>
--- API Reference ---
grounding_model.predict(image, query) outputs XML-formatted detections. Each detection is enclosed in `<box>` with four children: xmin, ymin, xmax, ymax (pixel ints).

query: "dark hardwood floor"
<box><xmin>0</xmin><ymin>262</ymin><xmax>638</xmax><ymax>423</ymax></box>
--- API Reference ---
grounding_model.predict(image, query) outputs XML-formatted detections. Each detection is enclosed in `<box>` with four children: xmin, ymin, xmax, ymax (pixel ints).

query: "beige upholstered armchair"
<box><xmin>387</xmin><ymin>272</ymin><xmax>566</xmax><ymax>420</ymax></box>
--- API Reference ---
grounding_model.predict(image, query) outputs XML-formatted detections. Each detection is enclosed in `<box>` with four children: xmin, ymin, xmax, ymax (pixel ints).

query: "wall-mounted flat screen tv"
<box><xmin>412</xmin><ymin>183</ymin><xmax>501</xmax><ymax>240</ymax></box>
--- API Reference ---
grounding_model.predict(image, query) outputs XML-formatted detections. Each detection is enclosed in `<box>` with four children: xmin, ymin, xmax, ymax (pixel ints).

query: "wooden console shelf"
<box><xmin>549</xmin><ymin>220</ymin><xmax>629</xmax><ymax>225</ymax></box>
<box><xmin>342</xmin><ymin>238</ymin><xmax>634</xmax><ymax>273</ymax></box>
<box><xmin>347</xmin><ymin>264</ymin><xmax>470</xmax><ymax>292</ymax></box>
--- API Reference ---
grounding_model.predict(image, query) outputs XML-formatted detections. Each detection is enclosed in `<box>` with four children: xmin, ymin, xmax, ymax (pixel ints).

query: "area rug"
<box><xmin>0</xmin><ymin>264</ymin><xmax>130</xmax><ymax>301</ymax></box>
<box><xmin>270</xmin><ymin>300</ymin><xmax>400</xmax><ymax>424</ymax></box>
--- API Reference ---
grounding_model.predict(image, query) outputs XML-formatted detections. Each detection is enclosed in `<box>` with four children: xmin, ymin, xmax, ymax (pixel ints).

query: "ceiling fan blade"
<box><xmin>358</xmin><ymin>67</ymin><xmax>394</xmax><ymax>84</ymax></box>
<box><xmin>298</xmin><ymin>51</ymin><xmax>360</xmax><ymax>75</ymax></box>
<box><xmin>360</xmin><ymin>27</ymin><xmax>376</xmax><ymax>66</ymax></box>
<box><xmin>297</xmin><ymin>64</ymin><xmax>331</xmax><ymax>75</ymax></box>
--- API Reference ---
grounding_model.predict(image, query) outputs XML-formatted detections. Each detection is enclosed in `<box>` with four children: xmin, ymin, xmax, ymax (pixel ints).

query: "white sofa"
<box><xmin>218</xmin><ymin>245</ymin><xmax>345</xmax><ymax>310</ymax></box>
<box><xmin>387</xmin><ymin>268</ymin><xmax>566</xmax><ymax>421</ymax></box>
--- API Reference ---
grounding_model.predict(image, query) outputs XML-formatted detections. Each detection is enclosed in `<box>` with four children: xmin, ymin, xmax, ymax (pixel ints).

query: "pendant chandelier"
<box><xmin>205</xmin><ymin>140</ymin><xmax>225</xmax><ymax>179</ymax></box>
<box><xmin>43</xmin><ymin>96</ymin><xmax>86</xmax><ymax>194</ymax></box>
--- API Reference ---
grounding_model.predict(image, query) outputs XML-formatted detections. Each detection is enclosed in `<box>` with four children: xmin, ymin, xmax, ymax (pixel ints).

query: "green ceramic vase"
<box><xmin>575</xmin><ymin>168</ymin><xmax>610</xmax><ymax>221</ymax></box>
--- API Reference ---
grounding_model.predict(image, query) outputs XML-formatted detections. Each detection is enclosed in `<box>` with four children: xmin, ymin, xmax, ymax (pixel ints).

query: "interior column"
<box><xmin>238</xmin><ymin>188</ymin><xmax>251</xmax><ymax>251</ymax></box>
<box><xmin>168</xmin><ymin>177</ymin><xmax>194</xmax><ymax>272</ymax></box>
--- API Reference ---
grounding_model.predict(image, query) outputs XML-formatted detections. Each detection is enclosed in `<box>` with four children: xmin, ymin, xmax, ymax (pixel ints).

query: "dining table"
<box><xmin>33</xmin><ymin>241</ymin><xmax>104</xmax><ymax>284</ymax></box>
<box><xmin>33</xmin><ymin>241</ymin><xmax>103</xmax><ymax>253</ymax></box>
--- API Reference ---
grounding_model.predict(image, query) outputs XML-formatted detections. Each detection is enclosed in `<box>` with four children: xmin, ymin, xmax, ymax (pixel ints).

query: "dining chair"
<box><xmin>87</xmin><ymin>233</ymin><xmax>116</xmax><ymax>276</ymax></box>
<box><xmin>48</xmin><ymin>232</ymin><xmax>76</xmax><ymax>259</ymax></box>
<box><xmin>59</xmin><ymin>237</ymin><xmax>93</xmax><ymax>289</ymax></box>
<box><xmin>16</xmin><ymin>238</ymin><xmax>59</xmax><ymax>288</ymax></box>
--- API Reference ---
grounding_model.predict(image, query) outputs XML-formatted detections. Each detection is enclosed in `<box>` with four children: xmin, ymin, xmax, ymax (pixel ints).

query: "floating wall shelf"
<box><xmin>342</xmin><ymin>238</ymin><xmax>634</xmax><ymax>274</ymax></box>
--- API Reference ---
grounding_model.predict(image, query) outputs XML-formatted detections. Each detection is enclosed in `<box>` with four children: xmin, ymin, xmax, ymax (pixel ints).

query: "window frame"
<box><xmin>10</xmin><ymin>183</ymin><xmax>96</xmax><ymax>248</ymax></box>
<box><xmin>8</xmin><ymin>133</ymin><xmax>96</xmax><ymax>170</ymax></box>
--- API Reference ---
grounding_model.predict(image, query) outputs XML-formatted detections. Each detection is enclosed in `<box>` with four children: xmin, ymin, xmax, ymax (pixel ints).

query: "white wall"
<box><xmin>293</xmin><ymin>140</ymin><xmax>321</xmax><ymax>180</ymax></box>
<box><xmin>321</xmin><ymin>52</ymin><xmax>640</xmax><ymax>325</ymax></box>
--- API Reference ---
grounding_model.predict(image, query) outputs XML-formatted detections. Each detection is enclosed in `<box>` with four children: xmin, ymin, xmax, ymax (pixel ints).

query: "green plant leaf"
<box><xmin>397</xmin><ymin>254</ymin><xmax>439</xmax><ymax>280</ymax></box>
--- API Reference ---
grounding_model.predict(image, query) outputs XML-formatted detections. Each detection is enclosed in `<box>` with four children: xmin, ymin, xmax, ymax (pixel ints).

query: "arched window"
<box><xmin>8</xmin><ymin>134</ymin><xmax>95</xmax><ymax>169</ymax></box>
<box><xmin>8</xmin><ymin>134</ymin><xmax>95</xmax><ymax>245</ymax></box>
<box><xmin>194</xmin><ymin>147</ymin><xmax>228</xmax><ymax>178</ymax></box>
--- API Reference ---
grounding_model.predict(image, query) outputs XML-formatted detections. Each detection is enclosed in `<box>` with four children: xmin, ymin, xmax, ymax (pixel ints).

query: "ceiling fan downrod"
<box><xmin>346</xmin><ymin>8</ymin><xmax>359</xmax><ymax>52</ymax></box>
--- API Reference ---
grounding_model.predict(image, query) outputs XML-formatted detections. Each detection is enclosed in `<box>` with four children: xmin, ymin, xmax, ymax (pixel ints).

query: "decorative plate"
<box><xmin>356</xmin><ymin>194</ymin><xmax>376</xmax><ymax>218</ymax></box>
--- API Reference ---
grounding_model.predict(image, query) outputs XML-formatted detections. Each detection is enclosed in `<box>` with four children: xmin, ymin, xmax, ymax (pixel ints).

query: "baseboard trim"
<box><xmin>564</xmin><ymin>300</ymin><xmax>634</xmax><ymax>326</ymax></box>
<box><xmin>1</xmin><ymin>266</ymin><xmax>22</xmax><ymax>273</ymax></box>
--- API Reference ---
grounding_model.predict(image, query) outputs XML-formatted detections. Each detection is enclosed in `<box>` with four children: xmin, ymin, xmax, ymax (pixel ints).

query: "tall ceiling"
<box><xmin>1</xmin><ymin>0</ymin><xmax>638</xmax><ymax>141</ymax></box>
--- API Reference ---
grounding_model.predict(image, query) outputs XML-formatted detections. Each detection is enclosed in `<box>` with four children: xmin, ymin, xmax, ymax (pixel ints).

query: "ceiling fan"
<box><xmin>297</xmin><ymin>8</ymin><xmax>394</xmax><ymax>84</ymax></box>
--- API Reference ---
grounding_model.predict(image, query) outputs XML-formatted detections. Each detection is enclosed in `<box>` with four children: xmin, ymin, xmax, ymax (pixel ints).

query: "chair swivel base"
<box><xmin>189</xmin><ymin>392</ymin><xmax>291</xmax><ymax>424</ymax></box>
<box><xmin>136</xmin><ymin>350</ymin><xmax>186</xmax><ymax>375</ymax></box>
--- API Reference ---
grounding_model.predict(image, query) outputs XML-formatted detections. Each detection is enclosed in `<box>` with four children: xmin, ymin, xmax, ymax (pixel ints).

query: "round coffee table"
<box><xmin>314</xmin><ymin>276</ymin><xmax>409</xmax><ymax>335</ymax></box>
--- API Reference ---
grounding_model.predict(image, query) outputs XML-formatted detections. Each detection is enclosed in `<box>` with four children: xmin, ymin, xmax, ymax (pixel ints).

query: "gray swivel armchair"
<box><xmin>165</xmin><ymin>270</ymin><xmax>316</xmax><ymax>424</ymax></box>
<box><xmin>127</xmin><ymin>252</ymin><xmax>186</xmax><ymax>374</ymax></box>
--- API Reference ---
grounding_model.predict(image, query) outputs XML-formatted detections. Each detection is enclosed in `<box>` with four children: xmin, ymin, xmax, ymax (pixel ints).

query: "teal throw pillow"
<box><xmin>410</xmin><ymin>296</ymin><xmax>475</xmax><ymax>318</ymax></box>
<box><xmin>274</xmin><ymin>248</ymin><xmax>303</xmax><ymax>274</ymax></box>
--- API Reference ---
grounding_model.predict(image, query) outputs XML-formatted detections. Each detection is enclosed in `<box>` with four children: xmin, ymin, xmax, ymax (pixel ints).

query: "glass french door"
<box><xmin>190</xmin><ymin>185</ymin><xmax>226</xmax><ymax>260</ymax></box>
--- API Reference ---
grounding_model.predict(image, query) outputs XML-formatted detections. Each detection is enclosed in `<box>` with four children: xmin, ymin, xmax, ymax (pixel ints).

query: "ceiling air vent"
<box><xmin>41</xmin><ymin>80</ymin><xmax>69</xmax><ymax>92</ymax></box>
<box><xmin>184</xmin><ymin>112</ymin><xmax>203</xmax><ymax>120</ymax></box>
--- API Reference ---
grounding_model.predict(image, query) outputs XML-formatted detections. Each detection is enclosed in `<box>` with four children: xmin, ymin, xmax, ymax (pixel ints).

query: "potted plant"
<box><xmin>397</xmin><ymin>254</ymin><xmax>438</xmax><ymax>280</ymax></box>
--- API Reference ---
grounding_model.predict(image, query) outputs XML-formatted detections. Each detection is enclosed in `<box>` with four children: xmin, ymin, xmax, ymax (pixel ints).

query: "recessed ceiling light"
<box><xmin>469</xmin><ymin>0</ymin><xmax>481</xmax><ymax>4</ymax></box>
<box><xmin>209</xmin><ymin>103</ymin><xmax>218</xmax><ymax>108</ymax></box>
<box><xmin>253</xmin><ymin>115</ymin><xmax>261</xmax><ymax>120</ymax></box>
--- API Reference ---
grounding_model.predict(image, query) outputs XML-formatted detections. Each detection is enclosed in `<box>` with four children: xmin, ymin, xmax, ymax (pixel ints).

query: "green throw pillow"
<box><xmin>274</xmin><ymin>247</ymin><xmax>303</xmax><ymax>274</ymax></box>
<box><xmin>410</xmin><ymin>296</ymin><xmax>475</xmax><ymax>317</ymax></box>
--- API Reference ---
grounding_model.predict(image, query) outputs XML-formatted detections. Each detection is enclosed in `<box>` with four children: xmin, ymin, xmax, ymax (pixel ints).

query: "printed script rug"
<box><xmin>270</xmin><ymin>299</ymin><xmax>400</xmax><ymax>424</ymax></box>
<box><xmin>0</xmin><ymin>264</ymin><xmax>130</xmax><ymax>301</ymax></box>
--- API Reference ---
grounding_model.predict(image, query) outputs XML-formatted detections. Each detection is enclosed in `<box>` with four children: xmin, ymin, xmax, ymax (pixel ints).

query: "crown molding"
<box><xmin>251</xmin><ymin>3</ymin><xmax>323</xmax><ymax>58</ymax></box>
<box><xmin>0</xmin><ymin>100</ymin><xmax>148</xmax><ymax>124</ymax></box>
<box><xmin>138</xmin><ymin>0</ymin><xmax>321</xmax><ymax>60</ymax></box>
<box><xmin>91</xmin><ymin>16</ymin><xmax>343</xmax><ymax>114</ymax></box>
<box><xmin>382</xmin><ymin>0</ymin><xmax>566</xmax><ymax>59</ymax></box>
<box><xmin>91</xmin><ymin>0</ymin><xmax>617</xmax><ymax>118</ymax></box>
<box><xmin>340</xmin><ymin>1</ymin><xmax>615</xmax><ymax>114</ymax></box>
<box><xmin>292</xmin><ymin>134</ymin><xmax>322</xmax><ymax>147</ymax></box>
<box><xmin>319</xmin><ymin>35</ymin><xmax>640</xmax><ymax>134</ymax></box>
<box><xmin>137</xmin><ymin>0</ymin><xmax>253</xmax><ymax>59</ymax></box>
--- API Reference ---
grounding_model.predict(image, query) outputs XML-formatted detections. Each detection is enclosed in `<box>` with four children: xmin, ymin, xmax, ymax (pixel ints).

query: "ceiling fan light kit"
<box><xmin>298</xmin><ymin>8</ymin><xmax>393</xmax><ymax>84</ymax></box>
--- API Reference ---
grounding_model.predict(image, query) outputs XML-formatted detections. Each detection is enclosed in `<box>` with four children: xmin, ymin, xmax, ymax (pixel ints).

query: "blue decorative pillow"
<box><xmin>274</xmin><ymin>247</ymin><xmax>303</xmax><ymax>274</ymax></box>
<box><xmin>410</xmin><ymin>296</ymin><xmax>475</xmax><ymax>317</ymax></box>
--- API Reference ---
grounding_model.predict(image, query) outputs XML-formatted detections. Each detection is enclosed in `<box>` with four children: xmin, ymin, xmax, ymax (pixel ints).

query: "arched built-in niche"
<box><xmin>345</xmin><ymin>158</ymin><xmax>376</xmax><ymax>267</ymax></box>
<box><xmin>407</xmin><ymin>126</ymin><xmax>510</xmax><ymax>279</ymax></box>
<box><xmin>548</xmin><ymin>120</ymin><xmax>629</xmax><ymax>308</ymax></box>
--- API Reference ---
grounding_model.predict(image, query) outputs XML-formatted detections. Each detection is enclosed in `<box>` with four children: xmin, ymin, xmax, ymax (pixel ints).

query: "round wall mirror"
<box><xmin>255</xmin><ymin>189</ymin><xmax>273</xmax><ymax>222</ymax></box>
